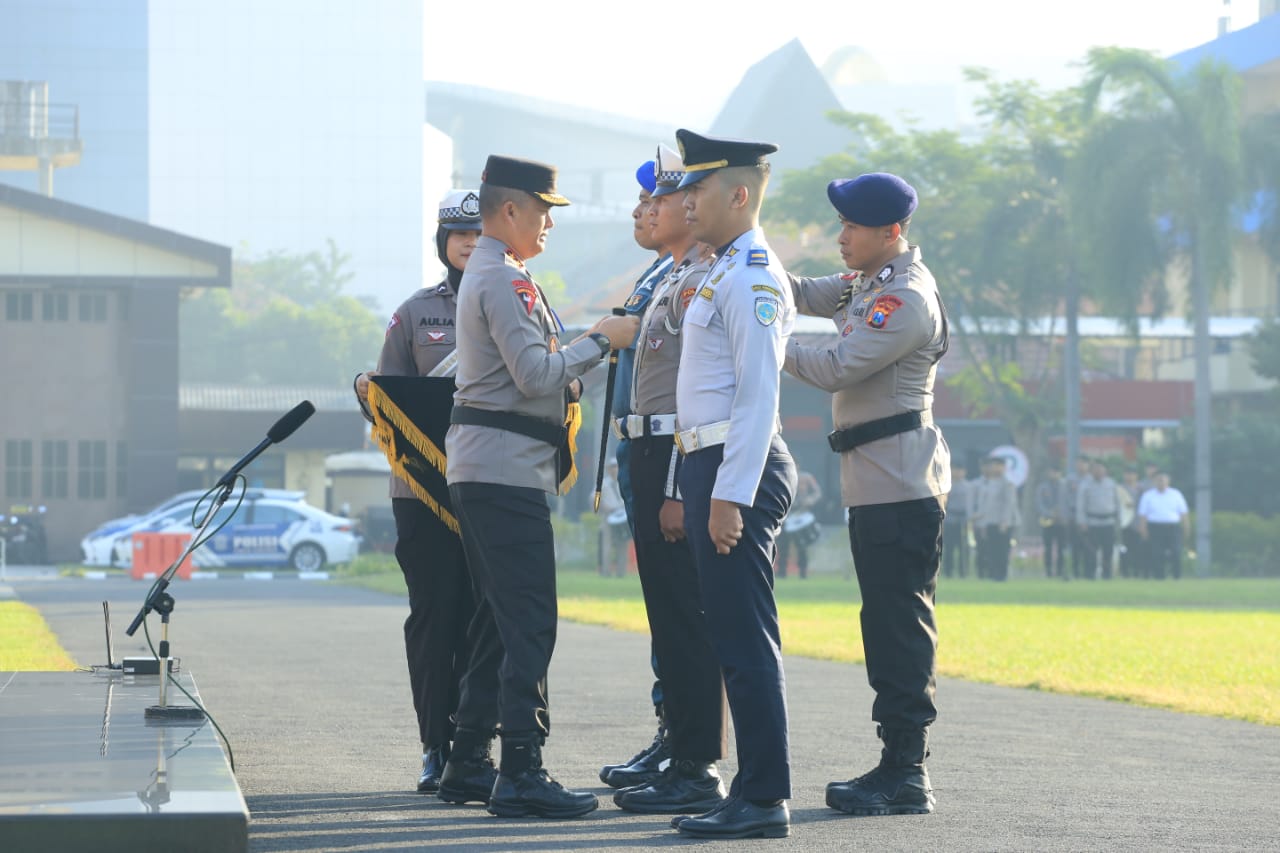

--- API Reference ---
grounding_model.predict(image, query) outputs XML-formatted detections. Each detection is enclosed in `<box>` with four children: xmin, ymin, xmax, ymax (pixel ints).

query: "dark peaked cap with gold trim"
<box><xmin>675</xmin><ymin>129</ymin><xmax>778</xmax><ymax>189</ymax></box>
<box><xmin>481</xmin><ymin>154</ymin><xmax>571</xmax><ymax>206</ymax></box>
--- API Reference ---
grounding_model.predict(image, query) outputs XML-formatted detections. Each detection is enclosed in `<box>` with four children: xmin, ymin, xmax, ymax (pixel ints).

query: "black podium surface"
<box><xmin>0</xmin><ymin>671</ymin><xmax>247</xmax><ymax>853</ymax></box>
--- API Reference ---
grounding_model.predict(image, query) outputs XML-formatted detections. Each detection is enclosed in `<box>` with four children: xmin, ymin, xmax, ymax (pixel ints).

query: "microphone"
<box><xmin>214</xmin><ymin>401</ymin><xmax>315</xmax><ymax>489</ymax></box>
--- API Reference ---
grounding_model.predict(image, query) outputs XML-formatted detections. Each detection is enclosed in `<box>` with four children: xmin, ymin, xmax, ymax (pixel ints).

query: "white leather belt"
<box><xmin>674</xmin><ymin>420</ymin><xmax>731</xmax><ymax>455</ymax></box>
<box><xmin>612</xmin><ymin>413</ymin><xmax>678</xmax><ymax>440</ymax></box>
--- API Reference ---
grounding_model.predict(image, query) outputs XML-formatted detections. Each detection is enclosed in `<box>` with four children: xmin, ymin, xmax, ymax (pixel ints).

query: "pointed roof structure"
<box><xmin>709</xmin><ymin>39</ymin><xmax>847</xmax><ymax>179</ymax></box>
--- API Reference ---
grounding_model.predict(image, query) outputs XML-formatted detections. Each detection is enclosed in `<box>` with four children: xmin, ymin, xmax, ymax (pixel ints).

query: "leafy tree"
<box><xmin>1245</xmin><ymin>319</ymin><xmax>1280</xmax><ymax>383</ymax></box>
<box><xmin>1078</xmin><ymin>48</ymin><xmax>1269</xmax><ymax>573</ymax></box>
<box><xmin>181</xmin><ymin>240</ymin><xmax>384</xmax><ymax>386</ymax></box>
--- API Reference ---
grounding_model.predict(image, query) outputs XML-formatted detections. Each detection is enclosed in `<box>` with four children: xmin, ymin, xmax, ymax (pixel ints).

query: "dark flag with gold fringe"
<box><xmin>367</xmin><ymin>375</ymin><xmax>459</xmax><ymax>534</ymax></box>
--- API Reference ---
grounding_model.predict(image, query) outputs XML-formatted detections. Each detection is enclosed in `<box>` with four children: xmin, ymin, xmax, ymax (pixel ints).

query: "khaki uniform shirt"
<box><xmin>785</xmin><ymin>245</ymin><xmax>950</xmax><ymax>508</ymax></box>
<box><xmin>631</xmin><ymin>254</ymin><xmax>712</xmax><ymax>417</ymax></box>
<box><xmin>1077</xmin><ymin>476</ymin><xmax>1119</xmax><ymax>527</ymax></box>
<box><xmin>357</xmin><ymin>280</ymin><xmax>458</xmax><ymax>500</ymax></box>
<box><xmin>972</xmin><ymin>475</ymin><xmax>1020</xmax><ymax>529</ymax></box>
<box><xmin>446</xmin><ymin>235</ymin><xmax>605</xmax><ymax>494</ymax></box>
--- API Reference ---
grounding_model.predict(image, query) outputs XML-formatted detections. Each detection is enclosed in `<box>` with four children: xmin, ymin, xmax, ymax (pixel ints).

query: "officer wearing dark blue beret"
<box><xmin>784</xmin><ymin>171</ymin><xmax>950</xmax><ymax>820</ymax></box>
<box><xmin>672</xmin><ymin>127</ymin><xmax>798</xmax><ymax>840</ymax></box>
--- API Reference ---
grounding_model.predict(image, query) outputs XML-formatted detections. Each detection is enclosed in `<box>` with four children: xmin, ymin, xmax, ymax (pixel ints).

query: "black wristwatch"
<box><xmin>589</xmin><ymin>332</ymin><xmax>612</xmax><ymax>355</ymax></box>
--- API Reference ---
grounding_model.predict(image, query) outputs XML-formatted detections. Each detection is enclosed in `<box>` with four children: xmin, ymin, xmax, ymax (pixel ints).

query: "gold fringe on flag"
<box><xmin>368</xmin><ymin>380</ymin><xmax>460</xmax><ymax>535</ymax></box>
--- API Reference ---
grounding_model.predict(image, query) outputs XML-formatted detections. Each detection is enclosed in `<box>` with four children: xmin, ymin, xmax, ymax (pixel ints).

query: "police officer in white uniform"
<box><xmin>670</xmin><ymin>129</ymin><xmax>797</xmax><ymax>840</ymax></box>
<box><xmin>612</xmin><ymin>144</ymin><xmax>727</xmax><ymax>817</ymax></box>
<box><xmin>437</xmin><ymin>155</ymin><xmax>638</xmax><ymax>819</ymax></box>
<box><xmin>785</xmin><ymin>173</ymin><xmax>949</xmax><ymax>818</ymax></box>
<box><xmin>354</xmin><ymin>190</ymin><xmax>480</xmax><ymax>794</ymax></box>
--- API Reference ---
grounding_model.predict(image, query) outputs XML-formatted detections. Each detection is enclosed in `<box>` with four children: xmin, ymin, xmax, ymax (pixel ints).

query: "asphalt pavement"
<box><xmin>10</xmin><ymin>575</ymin><xmax>1279</xmax><ymax>851</ymax></box>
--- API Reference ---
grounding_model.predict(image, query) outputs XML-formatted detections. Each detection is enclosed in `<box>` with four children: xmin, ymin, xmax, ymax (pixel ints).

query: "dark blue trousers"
<box><xmin>679</xmin><ymin>436</ymin><xmax>796</xmax><ymax>800</ymax></box>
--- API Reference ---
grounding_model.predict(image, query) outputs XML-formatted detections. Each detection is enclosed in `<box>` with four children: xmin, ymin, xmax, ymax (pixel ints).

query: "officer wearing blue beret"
<box><xmin>669</xmin><ymin>129</ymin><xmax>798</xmax><ymax>840</ymax></box>
<box><xmin>784</xmin><ymin>172</ymin><xmax>950</xmax><ymax>818</ymax></box>
<box><xmin>597</xmin><ymin>156</ymin><xmax>675</xmax><ymax>789</ymax></box>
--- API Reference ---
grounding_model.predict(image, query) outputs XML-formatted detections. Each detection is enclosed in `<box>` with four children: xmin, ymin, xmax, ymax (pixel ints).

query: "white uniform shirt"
<box><xmin>1137</xmin><ymin>487</ymin><xmax>1189</xmax><ymax>523</ymax></box>
<box><xmin>676</xmin><ymin>228</ymin><xmax>795</xmax><ymax>506</ymax></box>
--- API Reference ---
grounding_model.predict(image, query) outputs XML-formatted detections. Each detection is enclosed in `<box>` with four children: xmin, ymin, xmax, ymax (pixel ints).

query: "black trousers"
<box><xmin>630</xmin><ymin>434</ymin><xmax>726</xmax><ymax>762</ymax></box>
<box><xmin>1147</xmin><ymin>523</ymin><xmax>1183</xmax><ymax>579</ymax></box>
<box><xmin>1084</xmin><ymin>525</ymin><xmax>1115</xmax><ymax>579</ymax></box>
<box><xmin>977</xmin><ymin>524</ymin><xmax>1011</xmax><ymax>581</ymax></box>
<box><xmin>680</xmin><ymin>437</ymin><xmax>796</xmax><ymax>801</ymax></box>
<box><xmin>1120</xmin><ymin>527</ymin><xmax>1144</xmax><ymax>578</ymax></box>
<box><xmin>1070</xmin><ymin>524</ymin><xmax>1088</xmax><ymax>578</ymax></box>
<box><xmin>849</xmin><ymin>497</ymin><xmax>944</xmax><ymax>729</ymax></box>
<box><xmin>941</xmin><ymin>519</ymin><xmax>969</xmax><ymax>578</ymax></box>
<box><xmin>449</xmin><ymin>482</ymin><xmax>558</xmax><ymax>736</ymax></box>
<box><xmin>1041</xmin><ymin>522</ymin><xmax>1066</xmax><ymax>577</ymax></box>
<box><xmin>392</xmin><ymin>497</ymin><xmax>474</xmax><ymax>747</ymax></box>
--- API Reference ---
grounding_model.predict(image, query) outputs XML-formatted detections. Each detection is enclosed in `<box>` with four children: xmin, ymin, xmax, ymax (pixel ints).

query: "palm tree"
<box><xmin>1079</xmin><ymin>47</ymin><xmax>1248</xmax><ymax>574</ymax></box>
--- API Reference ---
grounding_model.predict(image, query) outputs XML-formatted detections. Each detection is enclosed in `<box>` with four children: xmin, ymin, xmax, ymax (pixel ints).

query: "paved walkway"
<box><xmin>13</xmin><ymin>576</ymin><xmax>1279</xmax><ymax>851</ymax></box>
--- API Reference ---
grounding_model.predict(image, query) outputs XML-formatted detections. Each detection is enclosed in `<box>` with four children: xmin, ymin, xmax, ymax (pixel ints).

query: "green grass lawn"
<box><xmin>339</xmin><ymin>554</ymin><xmax>1280</xmax><ymax>726</ymax></box>
<box><xmin>0</xmin><ymin>602</ymin><xmax>78</xmax><ymax>671</ymax></box>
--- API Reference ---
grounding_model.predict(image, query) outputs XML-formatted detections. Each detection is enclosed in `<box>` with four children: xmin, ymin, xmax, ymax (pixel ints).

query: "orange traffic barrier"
<box><xmin>130</xmin><ymin>532</ymin><xmax>195</xmax><ymax>580</ymax></box>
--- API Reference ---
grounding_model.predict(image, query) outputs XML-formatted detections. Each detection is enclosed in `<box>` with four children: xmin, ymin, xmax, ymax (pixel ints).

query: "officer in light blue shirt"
<box><xmin>670</xmin><ymin>128</ymin><xmax>797</xmax><ymax>841</ymax></box>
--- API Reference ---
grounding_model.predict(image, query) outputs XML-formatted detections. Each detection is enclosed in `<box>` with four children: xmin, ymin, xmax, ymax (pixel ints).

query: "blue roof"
<box><xmin>1170</xmin><ymin>14</ymin><xmax>1280</xmax><ymax>72</ymax></box>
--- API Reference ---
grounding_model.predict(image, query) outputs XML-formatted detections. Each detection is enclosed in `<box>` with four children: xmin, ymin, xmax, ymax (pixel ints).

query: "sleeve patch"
<box><xmin>751</xmin><ymin>284</ymin><xmax>781</xmax><ymax>297</ymax></box>
<box><xmin>755</xmin><ymin>297</ymin><xmax>779</xmax><ymax>326</ymax></box>
<box><xmin>512</xmin><ymin>279</ymin><xmax>539</xmax><ymax>315</ymax></box>
<box><xmin>385</xmin><ymin>313</ymin><xmax>400</xmax><ymax>336</ymax></box>
<box><xmin>867</xmin><ymin>294</ymin><xmax>904</xmax><ymax>329</ymax></box>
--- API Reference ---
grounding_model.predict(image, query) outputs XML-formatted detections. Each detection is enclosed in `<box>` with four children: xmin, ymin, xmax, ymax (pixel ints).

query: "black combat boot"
<box><xmin>417</xmin><ymin>742</ymin><xmax>450</xmax><ymax>794</ymax></box>
<box><xmin>599</xmin><ymin>706</ymin><xmax>665</xmax><ymax>785</ymax></box>
<box><xmin>614</xmin><ymin>759</ymin><xmax>727</xmax><ymax>814</ymax></box>
<box><xmin>488</xmin><ymin>732</ymin><xmax>599</xmax><ymax>819</ymax></box>
<box><xmin>603</xmin><ymin>716</ymin><xmax>671</xmax><ymax>789</ymax></box>
<box><xmin>436</xmin><ymin>727</ymin><xmax>498</xmax><ymax>805</ymax></box>
<box><xmin>826</xmin><ymin>726</ymin><xmax>935</xmax><ymax>816</ymax></box>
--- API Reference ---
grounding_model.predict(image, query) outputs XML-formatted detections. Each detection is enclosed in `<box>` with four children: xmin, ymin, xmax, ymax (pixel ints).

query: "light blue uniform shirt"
<box><xmin>676</xmin><ymin>228</ymin><xmax>794</xmax><ymax>506</ymax></box>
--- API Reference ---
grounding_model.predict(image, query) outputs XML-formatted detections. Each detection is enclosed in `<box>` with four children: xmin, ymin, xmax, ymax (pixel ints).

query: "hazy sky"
<box><xmin>424</xmin><ymin>0</ymin><xmax>1259</xmax><ymax>127</ymax></box>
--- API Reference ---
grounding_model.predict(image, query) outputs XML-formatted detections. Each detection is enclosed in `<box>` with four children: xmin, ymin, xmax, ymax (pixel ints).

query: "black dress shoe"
<box><xmin>670</xmin><ymin>796</ymin><xmax>734</xmax><ymax>829</ymax></box>
<box><xmin>615</xmin><ymin>760</ymin><xmax>726</xmax><ymax>814</ymax></box>
<box><xmin>417</xmin><ymin>744</ymin><xmax>449</xmax><ymax>794</ymax></box>
<box><xmin>676</xmin><ymin>797</ymin><xmax>790</xmax><ymax>839</ymax></box>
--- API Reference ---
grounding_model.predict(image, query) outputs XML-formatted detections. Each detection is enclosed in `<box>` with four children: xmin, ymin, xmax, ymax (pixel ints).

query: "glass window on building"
<box><xmin>116</xmin><ymin>441</ymin><xmax>128</xmax><ymax>498</ymax></box>
<box><xmin>42</xmin><ymin>292</ymin><xmax>69</xmax><ymax>322</ymax></box>
<box><xmin>6</xmin><ymin>292</ymin><xmax>34</xmax><ymax>321</ymax></box>
<box><xmin>78</xmin><ymin>293</ymin><xmax>108</xmax><ymax>323</ymax></box>
<box><xmin>77</xmin><ymin>440</ymin><xmax>108</xmax><ymax>499</ymax></box>
<box><xmin>5</xmin><ymin>439</ymin><xmax>34</xmax><ymax>498</ymax></box>
<box><xmin>41</xmin><ymin>440</ymin><xmax>69</xmax><ymax>499</ymax></box>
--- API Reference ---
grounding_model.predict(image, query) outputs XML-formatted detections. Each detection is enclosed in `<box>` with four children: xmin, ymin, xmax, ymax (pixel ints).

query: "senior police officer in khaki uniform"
<box><xmin>611</xmin><ymin>144</ymin><xmax>728</xmax><ymax>817</ymax></box>
<box><xmin>670</xmin><ymin>129</ymin><xmax>797</xmax><ymax>840</ymax></box>
<box><xmin>353</xmin><ymin>189</ymin><xmax>480</xmax><ymax>795</ymax></box>
<box><xmin>438</xmin><ymin>155</ymin><xmax>638</xmax><ymax>820</ymax></box>
<box><xmin>785</xmin><ymin>173</ymin><xmax>950</xmax><ymax>818</ymax></box>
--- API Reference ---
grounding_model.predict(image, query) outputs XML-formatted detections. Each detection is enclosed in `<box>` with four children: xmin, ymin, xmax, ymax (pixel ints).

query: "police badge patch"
<box><xmin>512</xmin><ymin>280</ymin><xmax>539</xmax><ymax>315</ymax></box>
<box><xmin>755</xmin><ymin>297</ymin><xmax>779</xmax><ymax>326</ymax></box>
<box><xmin>876</xmin><ymin>264</ymin><xmax>895</xmax><ymax>283</ymax></box>
<box><xmin>867</xmin><ymin>294</ymin><xmax>903</xmax><ymax>329</ymax></box>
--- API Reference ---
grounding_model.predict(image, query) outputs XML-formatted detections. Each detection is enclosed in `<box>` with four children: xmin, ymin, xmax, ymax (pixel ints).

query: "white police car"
<box><xmin>83</xmin><ymin>490</ymin><xmax>359</xmax><ymax>571</ymax></box>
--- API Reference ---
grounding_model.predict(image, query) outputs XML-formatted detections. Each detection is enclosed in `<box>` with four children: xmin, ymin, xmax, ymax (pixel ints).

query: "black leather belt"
<box><xmin>451</xmin><ymin>405</ymin><xmax>566</xmax><ymax>447</ymax></box>
<box><xmin>828</xmin><ymin>410</ymin><xmax>932</xmax><ymax>453</ymax></box>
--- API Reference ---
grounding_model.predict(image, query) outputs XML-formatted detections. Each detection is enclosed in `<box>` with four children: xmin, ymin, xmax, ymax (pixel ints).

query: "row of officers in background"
<box><xmin>944</xmin><ymin>456</ymin><xmax>1191</xmax><ymax>582</ymax></box>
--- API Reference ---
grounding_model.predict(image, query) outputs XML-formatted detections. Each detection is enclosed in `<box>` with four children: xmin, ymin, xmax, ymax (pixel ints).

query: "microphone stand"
<box><xmin>125</xmin><ymin>483</ymin><xmax>234</xmax><ymax>721</ymax></box>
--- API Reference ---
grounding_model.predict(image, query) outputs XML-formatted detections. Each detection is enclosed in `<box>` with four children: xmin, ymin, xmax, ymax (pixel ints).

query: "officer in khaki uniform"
<box><xmin>670</xmin><ymin>129</ymin><xmax>797</xmax><ymax>840</ymax></box>
<box><xmin>611</xmin><ymin>144</ymin><xmax>728</xmax><ymax>817</ymax></box>
<box><xmin>353</xmin><ymin>189</ymin><xmax>480</xmax><ymax>794</ymax></box>
<box><xmin>438</xmin><ymin>154</ymin><xmax>638</xmax><ymax>820</ymax></box>
<box><xmin>785</xmin><ymin>173</ymin><xmax>949</xmax><ymax>818</ymax></box>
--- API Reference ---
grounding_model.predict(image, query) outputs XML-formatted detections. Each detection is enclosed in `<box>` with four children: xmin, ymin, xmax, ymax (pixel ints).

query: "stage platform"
<box><xmin>0</xmin><ymin>670</ymin><xmax>247</xmax><ymax>853</ymax></box>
